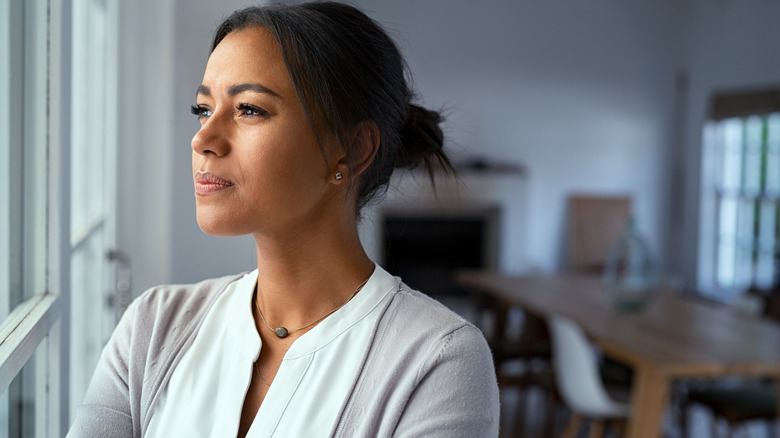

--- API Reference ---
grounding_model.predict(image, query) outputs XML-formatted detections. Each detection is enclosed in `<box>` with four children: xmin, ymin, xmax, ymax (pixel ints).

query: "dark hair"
<box><xmin>211</xmin><ymin>1</ymin><xmax>453</xmax><ymax>212</ymax></box>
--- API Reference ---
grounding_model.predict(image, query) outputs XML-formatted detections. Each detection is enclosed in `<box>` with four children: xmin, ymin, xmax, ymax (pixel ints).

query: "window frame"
<box><xmin>699</xmin><ymin>86</ymin><xmax>780</xmax><ymax>297</ymax></box>
<box><xmin>0</xmin><ymin>0</ymin><xmax>72</xmax><ymax>435</ymax></box>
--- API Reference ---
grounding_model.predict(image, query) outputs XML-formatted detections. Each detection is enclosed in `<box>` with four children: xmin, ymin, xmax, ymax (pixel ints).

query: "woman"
<box><xmin>70</xmin><ymin>2</ymin><xmax>499</xmax><ymax>437</ymax></box>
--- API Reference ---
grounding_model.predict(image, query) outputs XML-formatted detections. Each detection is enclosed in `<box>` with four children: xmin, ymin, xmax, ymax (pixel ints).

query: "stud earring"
<box><xmin>334</xmin><ymin>173</ymin><xmax>343</xmax><ymax>180</ymax></box>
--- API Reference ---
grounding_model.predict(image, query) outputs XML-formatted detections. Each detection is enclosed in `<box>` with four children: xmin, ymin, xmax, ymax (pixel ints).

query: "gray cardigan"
<box><xmin>68</xmin><ymin>273</ymin><xmax>500</xmax><ymax>437</ymax></box>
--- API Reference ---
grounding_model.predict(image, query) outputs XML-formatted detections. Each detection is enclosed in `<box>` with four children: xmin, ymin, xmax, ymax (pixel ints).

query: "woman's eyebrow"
<box><xmin>228</xmin><ymin>83</ymin><xmax>281</xmax><ymax>98</ymax></box>
<box><xmin>195</xmin><ymin>84</ymin><xmax>281</xmax><ymax>99</ymax></box>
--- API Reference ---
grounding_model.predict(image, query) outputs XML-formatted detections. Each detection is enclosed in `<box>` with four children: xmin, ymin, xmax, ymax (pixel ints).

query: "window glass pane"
<box><xmin>0</xmin><ymin>0</ymin><xmax>61</xmax><ymax>434</ymax></box>
<box><xmin>21</xmin><ymin>0</ymin><xmax>50</xmax><ymax>301</ymax></box>
<box><xmin>743</xmin><ymin>116</ymin><xmax>763</xmax><ymax>193</ymax></box>
<box><xmin>0</xmin><ymin>0</ymin><xmax>49</xmax><ymax>330</ymax></box>
<box><xmin>717</xmin><ymin>196</ymin><xmax>738</xmax><ymax>287</ymax></box>
<box><xmin>755</xmin><ymin>200</ymin><xmax>776</xmax><ymax>288</ymax></box>
<box><xmin>0</xmin><ymin>0</ymin><xmax>8</xmax><ymax>316</ymax></box>
<box><xmin>734</xmin><ymin>197</ymin><xmax>755</xmax><ymax>289</ymax></box>
<box><xmin>713</xmin><ymin>112</ymin><xmax>780</xmax><ymax>290</ymax></box>
<box><xmin>769</xmin><ymin>114</ymin><xmax>780</xmax><ymax>144</ymax></box>
<box><xmin>720</xmin><ymin>118</ymin><xmax>743</xmax><ymax>192</ymax></box>
<box><xmin>0</xmin><ymin>0</ymin><xmax>49</xmax><ymax>316</ymax></box>
<box><xmin>0</xmin><ymin>0</ymin><xmax>24</xmax><ymax>321</ymax></box>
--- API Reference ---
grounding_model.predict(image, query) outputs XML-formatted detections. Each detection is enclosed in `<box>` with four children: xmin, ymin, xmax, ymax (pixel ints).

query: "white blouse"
<box><xmin>146</xmin><ymin>264</ymin><xmax>398</xmax><ymax>437</ymax></box>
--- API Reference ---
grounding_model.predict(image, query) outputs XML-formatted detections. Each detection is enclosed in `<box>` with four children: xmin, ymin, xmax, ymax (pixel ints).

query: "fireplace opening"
<box><xmin>381</xmin><ymin>207</ymin><xmax>500</xmax><ymax>297</ymax></box>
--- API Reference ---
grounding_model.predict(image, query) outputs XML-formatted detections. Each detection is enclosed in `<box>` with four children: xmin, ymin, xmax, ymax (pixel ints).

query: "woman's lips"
<box><xmin>194</xmin><ymin>172</ymin><xmax>235</xmax><ymax>195</ymax></box>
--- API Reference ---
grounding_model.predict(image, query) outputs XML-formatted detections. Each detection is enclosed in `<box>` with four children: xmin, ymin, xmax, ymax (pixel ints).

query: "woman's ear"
<box><xmin>348</xmin><ymin>120</ymin><xmax>380</xmax><ymax>177</ymax></box>
<box><xmin>331</xmin><ymin>121</ymin><xmax>379</xmax><ymax>183</ymax></box>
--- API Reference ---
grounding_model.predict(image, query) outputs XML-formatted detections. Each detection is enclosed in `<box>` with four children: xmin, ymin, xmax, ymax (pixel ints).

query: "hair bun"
<box><xmin>396</xmin><ymin>104</ymin><xmax>449</xmax><ymax>172</ymax></box>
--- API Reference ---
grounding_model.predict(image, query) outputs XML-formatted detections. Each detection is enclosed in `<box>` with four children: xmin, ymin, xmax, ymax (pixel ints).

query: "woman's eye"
<box><xmin>237</xmin><ymin>103</ymin><xmax>269</xmax><ymax>117</ymax></box>
<box><xmin>190</xmin><ymin>105</ymin><xmax>212</xmax><ymax>119</ymax></box>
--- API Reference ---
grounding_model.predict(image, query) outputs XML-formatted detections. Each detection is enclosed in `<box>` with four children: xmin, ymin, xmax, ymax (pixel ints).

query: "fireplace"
<box><xmin>381</xmin><ymin>206</ymin><xmax>500</xmax><ymax>296</ymax></box>
<box><xmin>359</xmin><ymin>168</ymin><xmax>527</xmax><ymax>285</ymax></box>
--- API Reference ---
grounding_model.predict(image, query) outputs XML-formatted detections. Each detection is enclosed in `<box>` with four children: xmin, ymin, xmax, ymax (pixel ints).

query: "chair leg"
<box><xmin>512</xmin><ymin>387</ymin><xmax>527</xmax><ymax>437</ymax></box>
<box><xmin>725</xmin><ymin>420</ymin><xmax>734</xmax><ymax>438</ymax></box>
<box><xmin>589</xmin><ymin>419</ymin><xmax>605</xmax><ymax>438</ymax></box>
<box><xmin>543</xmin><ymin>390</ymin><xmax>556</xmax><ymax>438</ymax></box>
<box><xmin>680</xmin><ymin>397</ymin><xmax>690</xmax><ymax>438</ymax></box>
<box><xmin>561</xmin><ymin>413</ymin><xmax>583</xmax><ymax>438</ymax></box>
<box><xmin>710</xmin><ymin>416</ymin><xmax>719</xmax><ymax>438</ymax></box>
<box><xmin>607</xmin><ymin>419</ymin><xmax>626</xmax><ymax>437</ymax></box>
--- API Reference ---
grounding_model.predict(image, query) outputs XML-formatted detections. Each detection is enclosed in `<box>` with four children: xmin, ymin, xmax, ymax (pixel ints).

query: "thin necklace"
<box><xmin>253</xmin><ymin>360</ymin><xmax>272</xmax><ymax>387</ymax></box>
<box><xmin>252</xmin><ymin>276</ymin><xmax>370</xmax><ymax>339</ymax></box>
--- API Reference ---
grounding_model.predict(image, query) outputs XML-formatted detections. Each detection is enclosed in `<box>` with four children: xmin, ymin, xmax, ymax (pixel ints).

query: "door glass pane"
<box><xmin>69</xmin><ymin>0</ymin><xmax>117</xmax><ymax>416</ymax></box>
<box><xmin>70</xmin><ymin>228</ymin><xmax>107</xmax><ymax>411</ymax></box>
<box><xmin>71</xmin><ymin>0</ymin><xmax>107</xmax><ymax>235</ymax></box>
<box><xmin>0</xmin><ymin>336</ymin><xmax>47</xmax><ymax>437</ymax></box>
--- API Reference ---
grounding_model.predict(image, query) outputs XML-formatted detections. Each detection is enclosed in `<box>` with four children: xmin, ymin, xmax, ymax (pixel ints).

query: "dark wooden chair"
<box><xmin>468</xmin><ymin>288</ymin><xmax>557</xmax><ymax>437</ymax></box>
<box><xmin>679</xmin><ymin>292</ymin><xmax>780</xmax><ymax>438</ymax></box>
<box><xmin>681</xmin><ymin>380</ymin><xmax>777</xmax><ymax>438</ymax></box>
<box><xmin>493</xmin><ymin>311</ymin><xmax>558</xmax><ymax>437</ymax></box>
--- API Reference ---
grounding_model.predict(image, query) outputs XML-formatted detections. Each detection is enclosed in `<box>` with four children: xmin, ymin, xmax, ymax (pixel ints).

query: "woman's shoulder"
<box><xmin>372</xmin><ymin>280</ymin><xmax>493</xmax><ymax>370</ymax></box>
<box><xmin>119</xmin><ymin>272</ymin><xmax>249</xmax><ymax>350</ymax></box>
<box><xmin>334</xmin><ymin>281</ymin><xmax>500</xmax><ymax>437</ymax></box>
<box><xmin>384</xmin><ymin>281</ymin><xmax>483</xmax><ymax>340</ymax></box>
<box><xmin>132</xmin><ymin>273</ymin><xmax>246</xmax><ymax>312</ymax></box>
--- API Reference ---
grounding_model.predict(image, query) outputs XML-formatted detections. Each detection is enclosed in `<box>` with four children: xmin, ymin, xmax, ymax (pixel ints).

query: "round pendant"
<box><xmin>274</xmin><ymin>327</ymin><xmax>289</xmax><ymax>338</ymax></box>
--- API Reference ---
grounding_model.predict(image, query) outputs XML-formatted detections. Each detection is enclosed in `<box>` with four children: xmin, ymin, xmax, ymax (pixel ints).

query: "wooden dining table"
<box><xmin>456</xmin><ymin>271</ymin><xmax>780</xmax><ymax>438</ymax></box>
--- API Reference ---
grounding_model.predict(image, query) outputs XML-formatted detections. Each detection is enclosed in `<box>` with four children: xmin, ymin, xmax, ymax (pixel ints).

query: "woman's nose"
<box><xmin>191</xmin><ymin>116</ymin><xmax>230</xmax><ymax>157</ymax></box>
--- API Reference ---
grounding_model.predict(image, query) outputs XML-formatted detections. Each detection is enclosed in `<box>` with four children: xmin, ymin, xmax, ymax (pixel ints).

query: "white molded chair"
<box><xmin>547</xmin><ymin>314</ymin><xmax>631</xmax><ymax>437</ymax></box>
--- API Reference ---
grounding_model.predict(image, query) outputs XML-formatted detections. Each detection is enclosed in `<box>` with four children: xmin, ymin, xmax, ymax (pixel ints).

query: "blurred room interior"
<box><xmin>1</xmin><ymin>0</ymin><xmax>779</xmax><ymax>436</ymax></box>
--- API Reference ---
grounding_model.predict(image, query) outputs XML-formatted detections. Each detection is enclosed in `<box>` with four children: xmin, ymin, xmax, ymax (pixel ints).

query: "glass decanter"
<box><xmin>603</xmin><ymin>218</ymin><xmax>659</xmax><ymax>312</ymax></box>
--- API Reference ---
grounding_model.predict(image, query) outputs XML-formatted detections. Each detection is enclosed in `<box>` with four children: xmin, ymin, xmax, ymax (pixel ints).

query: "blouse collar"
<box><xmin>232</xmin><ymin>264</ymin><xmax>400</xmax><ymax>360</ymax></box>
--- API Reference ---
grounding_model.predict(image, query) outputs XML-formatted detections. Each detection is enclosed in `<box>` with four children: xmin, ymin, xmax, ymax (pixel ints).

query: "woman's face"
<box><xmin>191</xmin><ymin>26</ymin><xmax>342</xmax><ymax>236</ymax></box>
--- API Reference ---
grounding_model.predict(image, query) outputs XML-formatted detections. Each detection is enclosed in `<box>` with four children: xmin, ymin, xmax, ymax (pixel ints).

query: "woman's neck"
<box><xmin>251</xmin><ymin>219</ymin><xmax>374</xmax><ymax>333</ymax></box>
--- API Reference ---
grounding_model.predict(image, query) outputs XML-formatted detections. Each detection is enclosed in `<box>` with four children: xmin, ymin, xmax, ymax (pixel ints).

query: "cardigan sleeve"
<box><xmin>68</xmin><ymin>297</ymin><xmax>140</xmax><ymax>438</ymax></box>
<box><xmin>392</xmin><ymin>325</ymin><xmax>500</xmax><ymax>438</ymax></box>
<box><xmin>67</xmin><ymin>274</ymin><xmax>240</xmax><ymax>438</ymax></box>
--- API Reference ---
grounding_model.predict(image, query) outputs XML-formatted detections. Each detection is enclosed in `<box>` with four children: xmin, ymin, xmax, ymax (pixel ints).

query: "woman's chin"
<box><xmin>196</xmin><ymin>214</ymin><xmax>247</xmax><ymax>237</ymax></box>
